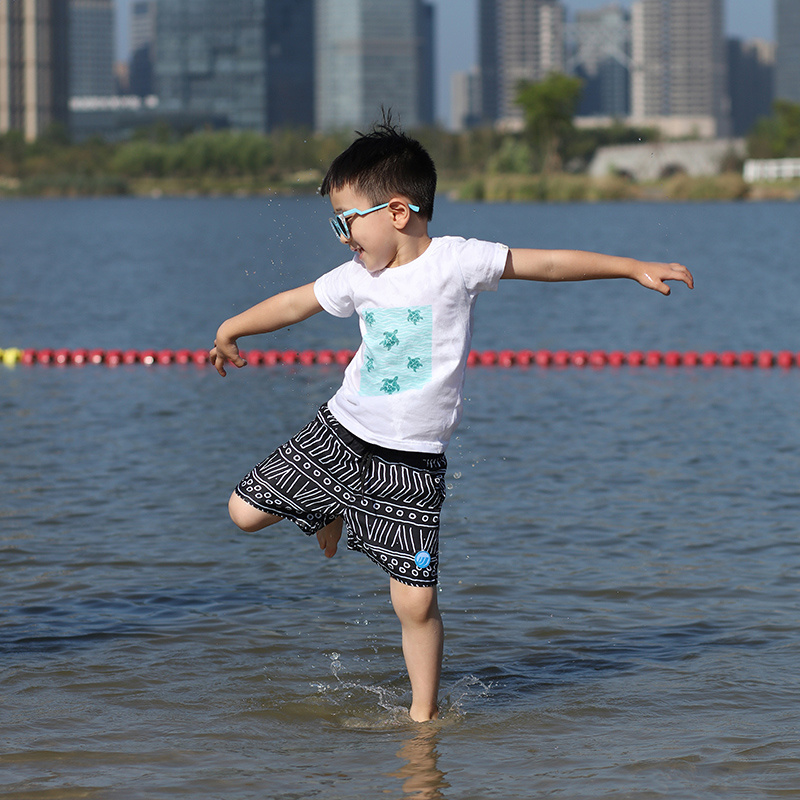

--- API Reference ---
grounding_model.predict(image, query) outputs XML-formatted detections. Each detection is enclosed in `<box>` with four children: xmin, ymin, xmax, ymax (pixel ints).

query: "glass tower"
<box><xmin>570</xmin><ymin>5</ymin><xmax>630</xmax><ymax>117</ymax></box>
<box><xmin>315</xmin><ymin>0</ymin><xmax>434</xmax><ymax>132</ymax></box>
<box><xmin>479</xmin><ymin>0</ymin><xmax>566</xmax><ymax>124</ymax></box>
<box><xmin>154</xmin><ymin>0</ymin><xmax>314</xmax><ymax>132</ymax></box>
<box><xmin>69</xmin><ymin>0</ymin><xmax>115</xmax><ymax>97</ymax></box>
<box><xmin>630</xmin><ymin>0</ymin><xmax>729</xmax><ymax>135</ymax></box>
<box><xmin>0</xmin><ymin>0</ymin><xmax>69</xmax><ymax>140</ymax></box>
<box><xmin>776</xmin><ymin>0</ymin><xmax>800</xmax><ymax>103</ymax></box>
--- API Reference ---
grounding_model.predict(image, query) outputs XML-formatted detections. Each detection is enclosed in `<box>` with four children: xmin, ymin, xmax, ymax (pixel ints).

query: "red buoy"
<box><xmin>758</xmin><ymin>350</ymin><xmax>774</xmax><ymax>368</ymax></box>
<box><xmin>497</xmin><ymin>350</ymin><xmax>516</xmax><ymax>367</ymax></box>
<box><xmin>553</xmin><ymin>350</ymin><xmax>571</xmax><ymax>367</ymax></box>
<box><xmin>627</xmin><ymin>350</ymin><xmax>644</xmax><ymax>366</ymax></box>
<box><xmin>607</xmin><ymin>350</ymin><xmax>625</xmax><ymax>367</ymax></box>
<box><xmin>645</xmin><ymin>350</ymin><xmax>662</xmax><ymax>367</ymax></box>
<box><xmin>571</xmin><ymin>350</ymin><xmax>589</xmax><ymax>367</ymax></box>
<box><xmin>299</xmin><ymin>350</ymin><xmax>316</xmax><ymax>365</ymax></box>
<box><xmin>534</xmin><ymin>350</ymin><xmax>552</xmax><ymax>367</ymax></box>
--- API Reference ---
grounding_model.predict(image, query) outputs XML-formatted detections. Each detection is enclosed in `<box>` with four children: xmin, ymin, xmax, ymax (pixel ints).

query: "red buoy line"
<box><xmin>2</xmin><ymin>347</ymin><xmax>800</xmax><ymax>369</ymax></box>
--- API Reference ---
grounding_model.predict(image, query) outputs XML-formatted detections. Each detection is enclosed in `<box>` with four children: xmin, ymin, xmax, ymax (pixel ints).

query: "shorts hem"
<box><xmin>348</xmin><ymin>542</ymin><xmax>438</xmax><ymax>587</ymax></box>
<box><xmin>233</xmin><ymin>487</ymin><xmax>317</xmax><ymax>535</ymax></box>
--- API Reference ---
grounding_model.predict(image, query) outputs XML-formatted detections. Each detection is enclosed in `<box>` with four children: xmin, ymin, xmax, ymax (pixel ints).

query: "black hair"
<box><xmin>320</xmin><ymin>113</ymin><xmax>437</xmax><ymax>220</ymax></box>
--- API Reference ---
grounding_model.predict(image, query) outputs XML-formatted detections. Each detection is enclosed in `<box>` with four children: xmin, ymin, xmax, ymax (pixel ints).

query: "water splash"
<box><xmin>310</xmin><ymin>652</ymin><xmax>410</xmax><ymax>727</ymax></box>
<box><xmin>441</xmin><ymin>674</ymin><xmax>492</xmax><ymax>718</ymax></box>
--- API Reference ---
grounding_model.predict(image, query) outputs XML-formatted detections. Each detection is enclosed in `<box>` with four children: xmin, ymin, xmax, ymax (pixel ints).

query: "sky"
<box><xmin>114</xmin><ymin>0</ymin><xmax>776</xmax><ymax>124</ymax></box>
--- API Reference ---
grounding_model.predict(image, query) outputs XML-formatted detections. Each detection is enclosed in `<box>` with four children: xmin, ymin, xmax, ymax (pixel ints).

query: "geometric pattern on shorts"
<box><xmin>235</xmin><ymin>405</ymin><xmax>447</xmax><ymax>587</ymax></box>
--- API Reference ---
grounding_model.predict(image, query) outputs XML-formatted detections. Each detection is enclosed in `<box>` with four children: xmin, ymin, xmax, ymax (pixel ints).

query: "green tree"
<box><xmin>0</xmin><ymin>130</ymin><xmax>27</xmax><ymax>177</ymax></box>
<box><xmin>747</xmin><ymin>100</ymin><xmax>800</xmax><ymax>159</ymax></box>
<box><xmin>516</xmin><ymin>73</ymin><xmax>583</xmax><ymax>172</ymax></box>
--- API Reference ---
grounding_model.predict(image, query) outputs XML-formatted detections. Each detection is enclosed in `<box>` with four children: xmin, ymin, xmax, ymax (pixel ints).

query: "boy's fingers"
<box><xmin>208</xmin><ymin>346</ymin><xmax>247</xmax><ymax>376</ymax></box>
<box><xmin>668</xmin><ymin>263</ymin><xmax>694</xmax><ymax>289</ymax></box>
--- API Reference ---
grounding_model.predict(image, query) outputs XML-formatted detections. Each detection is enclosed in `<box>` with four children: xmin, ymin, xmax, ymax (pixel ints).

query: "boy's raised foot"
<box><xmin>316</xmin><ymin>517</ymin><xmax>343</xmax><ymax>558</ymax></box>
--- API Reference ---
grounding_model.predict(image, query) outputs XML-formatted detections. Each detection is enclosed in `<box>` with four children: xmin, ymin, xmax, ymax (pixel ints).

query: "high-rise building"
<box><xmin>417</xmin><ymin>0</ymin><xmax>435</xmax><ymax>127</ymax></box>
<box><xmin>69</xmin><ymin>0</ymin><xmax>114</xmax><ymax>97</ymax></box>
<box><xmin>451</xmin><ymin>68</ymin><xmax>482</xmax><ymax>130</ymax></box>
<box><xmin>154</xmin><ymin>0</ymin><xmax>314</xmax><ymax>132</ymax></box>
<box><xmin>775</xmin><ymin>0</ymin><xmax>800</xmax><ymax>103</ymax></box>
<box><xmin>265</xmin><ymin>0</ymin><xmax>315</xmax><ymax>130</ymax></box>
<box><xmin>569</xmin><ymin>4</ymin><xmax>630</xmax><ymax>117</ymax></box>
<box><xmin>479</xmin><ymin>0</ymin><xmax>565</xmax><ymax>125</ymax></box>
<box><xmin>129</xmin><ymin>0</ymin><xmax>155</xmax><ymax>97</ymax></box>
<box><xmin>315</xmin><ymin>0</ymin><xmax>435</xmax><ymax>132</ymax></box>
<box><xmin>728</xmin><ymin>38</ymin><xmax>774</xmax><ymax>136</ymax></box>
<box><xmin>630</xmin><ymin>0</ymin><xmax>729</xmax><ymax>137</ymax></box>
<box><xmin>0</xmin><ymin>0</ymin><xmax>69</xmax><ymax>140</ymax></box>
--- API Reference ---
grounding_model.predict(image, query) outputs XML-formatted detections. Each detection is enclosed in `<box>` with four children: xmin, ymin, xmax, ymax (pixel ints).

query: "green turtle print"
<box><xmin>359</xmin><ymin>306</ymin><xmax>433</xmax><ymax>396</ymax></box>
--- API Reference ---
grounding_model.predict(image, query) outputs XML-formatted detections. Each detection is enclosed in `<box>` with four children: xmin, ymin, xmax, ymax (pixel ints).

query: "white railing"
<box><xmin>743</xmin><ymin>158</ymin><xmax>800</xmax><ymax>182</ymax></box>
<box><xmin>69</xmin><ymin>95</ymin><xmax>159</xmax><ymax>112</ymax></box>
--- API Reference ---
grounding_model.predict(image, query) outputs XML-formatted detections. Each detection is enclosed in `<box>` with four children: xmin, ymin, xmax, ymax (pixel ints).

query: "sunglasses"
<box><xmin>329</xmin><ymin>202</ymin><xmax>420</xmax><ymax>241</ymax></box>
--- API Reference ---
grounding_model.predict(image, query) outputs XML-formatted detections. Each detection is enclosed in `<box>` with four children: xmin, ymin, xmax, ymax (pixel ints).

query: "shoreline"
<box><xmin>1</xmin><ymin>172</ymin><xmax>798</xmax><ymax>202</ymax></box>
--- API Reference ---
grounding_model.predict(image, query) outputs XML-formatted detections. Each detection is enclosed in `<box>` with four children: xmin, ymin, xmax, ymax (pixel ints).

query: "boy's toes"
<box><xmin>316</xmin><ymin>531</ymin><xmax>339</xmax><ymax>558</ymax></box>
<box><xmin>316</xmin><ymin>518</ymin><xmax>343</xmax><ymax>558</ymax></box>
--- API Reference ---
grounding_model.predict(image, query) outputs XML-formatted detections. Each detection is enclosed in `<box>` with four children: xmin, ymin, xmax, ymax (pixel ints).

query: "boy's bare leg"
<box><xmin>230</xmin><ymin>494</ymin><xmax>343</xmax><ymax>558</ymax></box>
<box><xmin>228</xmin><ymin>492</ymin><xmax>283</xmax><ymax>532</ymax></box>
<box><xmin>390</xmin><ymin>578</ymin><xmax>443</xmax><ymax>722</ymax></box>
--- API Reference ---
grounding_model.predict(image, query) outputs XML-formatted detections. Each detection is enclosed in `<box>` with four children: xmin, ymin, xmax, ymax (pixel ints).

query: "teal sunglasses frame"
<box><xmin>329</xmin><ymin>202</ymin><xmax>420</xmax><ymax>240</ymax></box>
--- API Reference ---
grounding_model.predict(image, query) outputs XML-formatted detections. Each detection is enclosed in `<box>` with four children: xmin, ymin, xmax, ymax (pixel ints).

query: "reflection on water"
<box><xmin>391</xmin><ymin>727</ymin><xmax>449</xmax><ymax>800</ymax></box>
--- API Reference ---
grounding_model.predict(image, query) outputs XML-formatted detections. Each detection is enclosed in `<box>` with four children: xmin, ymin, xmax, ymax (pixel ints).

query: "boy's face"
<box><xmin>328</xmin><ymin>185</ymin><xmax>405</xmax><ymax>273</ymax></box>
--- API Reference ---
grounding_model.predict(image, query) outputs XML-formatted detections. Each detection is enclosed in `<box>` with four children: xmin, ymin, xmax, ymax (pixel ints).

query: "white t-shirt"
<box><xmin>313</xmin><ymin>236</ymin><xmax>509</xmax><ymax>453</ymax></box>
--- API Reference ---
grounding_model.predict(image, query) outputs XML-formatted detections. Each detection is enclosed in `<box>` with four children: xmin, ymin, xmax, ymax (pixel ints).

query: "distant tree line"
<box><xmin>747</xmin><ymin>101</ymin><xmax>800</xmax><ymax>160</ymax></box>
<box><xmin>1</xmin><ymin>80</ymin><xmax>798</xmax><ymax>197</ymax></box>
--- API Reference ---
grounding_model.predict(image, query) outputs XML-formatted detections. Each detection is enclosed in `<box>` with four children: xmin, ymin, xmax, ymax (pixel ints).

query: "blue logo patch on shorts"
<box><xmin>414</xmin><ymin>550</ymin><xmax>432</xmax><ymax>569</ymax></box>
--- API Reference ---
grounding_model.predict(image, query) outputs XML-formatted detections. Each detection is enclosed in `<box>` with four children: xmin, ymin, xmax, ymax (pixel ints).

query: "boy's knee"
<box><xmin>391</xmin><ymin>581</ymin><xmax>439</xmax><ymax>625</ymax></box>
<box><xmin>228</xmin><ymin>493</ymin><xmax>278</xmax><ymax>532</ymax></box>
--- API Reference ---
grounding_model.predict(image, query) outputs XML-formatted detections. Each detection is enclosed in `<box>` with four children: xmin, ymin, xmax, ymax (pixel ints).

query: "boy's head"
<box><xmin>320</xmin><ymin>118</ymin><xmax>437</xmax><ymax>221</ymax></box>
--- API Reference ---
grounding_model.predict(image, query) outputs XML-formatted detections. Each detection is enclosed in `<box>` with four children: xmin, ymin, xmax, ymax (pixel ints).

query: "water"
<box><xmin>2</xmin><ymin>197</ymin><xmax>800</xmax><ymax>799</ymax></box>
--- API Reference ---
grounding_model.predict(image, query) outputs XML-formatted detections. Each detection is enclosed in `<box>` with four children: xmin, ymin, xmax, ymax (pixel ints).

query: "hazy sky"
<box><xmin>114</xmin><ymin>0</ymin><xmax>776</xmax><ymax>123</ymax></box>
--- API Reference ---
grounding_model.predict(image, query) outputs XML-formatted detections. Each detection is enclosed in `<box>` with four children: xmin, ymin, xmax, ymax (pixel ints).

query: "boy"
<box><xmin>209</xmin><ymin>121</ymin><xmax>693</xmax><ymax>722</ymax></box>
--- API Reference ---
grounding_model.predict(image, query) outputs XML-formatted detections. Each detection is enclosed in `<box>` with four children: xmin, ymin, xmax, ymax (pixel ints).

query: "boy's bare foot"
<box><xmin>409</xmin><ymin>705</ymin><xmax>439</xmax><ymax>723</ymax></box>
<box><xmin>316</xmin><ymin>517</ymin><xmax>343</xmax><ymax>558</ymax></box>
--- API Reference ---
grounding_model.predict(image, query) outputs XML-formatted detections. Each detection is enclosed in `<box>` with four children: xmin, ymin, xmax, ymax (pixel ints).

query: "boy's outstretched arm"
<box><xmin>502</xmin><ymin>249</ymin><xmax>693</xmax><ymax>295</ymax></box>
<box><xmin>210</xmin><ymin>282</ymin><xmax>323</xmax><ymax>376</ymax></box>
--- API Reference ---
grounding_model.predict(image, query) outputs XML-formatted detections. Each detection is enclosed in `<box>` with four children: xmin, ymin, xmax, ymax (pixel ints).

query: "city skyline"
<box><xmin>113</xmin><ymin>0</ymin><xmax>777</xmax><ymax>124</ymax></box>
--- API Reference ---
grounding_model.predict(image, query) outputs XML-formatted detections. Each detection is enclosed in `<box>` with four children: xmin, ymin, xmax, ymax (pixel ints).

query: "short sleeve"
<box><xmin>314</xmin><ymin>262</ymin><xmax>356</xmax><ymax>318</ymax></box>
<box><xmin>453</xmin><ymin>238</ymin><xmax>509</xmax><ymax>297</ymax></box>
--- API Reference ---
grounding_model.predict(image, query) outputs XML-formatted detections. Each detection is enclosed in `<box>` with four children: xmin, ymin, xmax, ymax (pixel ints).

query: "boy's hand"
<box><xmin>633</xmin><ymin>261</ymin><xmax>694</xmax><ymax>295</ymax></box>
<box><xmin>209</xmin><ymin>335</ymin><xmax>247</xmax><ymax>377</ymax></box>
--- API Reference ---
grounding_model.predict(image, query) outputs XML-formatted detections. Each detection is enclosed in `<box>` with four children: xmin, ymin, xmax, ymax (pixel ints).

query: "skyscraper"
<box><xmin>129</xmin><ymin>0</ymin><xmax>155</xmax><ymax>97</ymax></box>
<box><xmin>630</xmin><ymin>0</ymin><xmax>729</xmax><ymax>137</ymax></box>
<box><xmin>569</xmin><ymin>4</ymin><xmax>630</xmax><ymax>118</ymax></box>
<box><xmin>0</xmin><ymin>0</ymin><xmax>69</xmax><ymax>140</ymax></box>
<box><xmin>728</xmin><ymin>38</ymin><xmax>774</xmax><ymax>136</ymax></box>
<box><xmin>451</xmin><ymin>68</ymin><xmax>482</xmax><ymax>130</ymax></box>
<box><xmin>775</xmin><ymin>0</ymin><xmax>800</xmax><ymax>103</ymax></box>
<box><xmin>479</xmin><ymin>0</ymin><xmax>565</xmax><ymax>125</ymax></box>
<box><xmin>315</xmin><ymin>0</ymin><xmax>435</xmax><ymax>132</ymax></box>
<box><xmin>154</xmin><ymin>0</ymin><xmax>314</xmax><ymax>132</ymax></box>
<box><xmin>69</xmin><ymin>0</ymin><xmax>114</xmax><ymax>97</ymax></box>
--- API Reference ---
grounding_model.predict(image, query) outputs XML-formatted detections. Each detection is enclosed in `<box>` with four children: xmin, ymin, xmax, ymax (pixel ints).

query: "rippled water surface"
<box><xmin>2</xmin><ymin>197</ymin><xmax>800</xmax><ymax>799</ymax></box>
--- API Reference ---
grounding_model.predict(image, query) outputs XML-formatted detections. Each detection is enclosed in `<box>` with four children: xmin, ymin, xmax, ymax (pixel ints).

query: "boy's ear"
<box><xmin>387</xmin><ymin>198</ymin><xmax>414</xmax><ymax>230</ymax></box>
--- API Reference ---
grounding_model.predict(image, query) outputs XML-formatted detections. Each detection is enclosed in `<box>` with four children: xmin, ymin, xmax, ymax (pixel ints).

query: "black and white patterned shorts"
<box><xmin>235</xmin><ymin>404</ymin><xmax>447</xmax><ymax>587</ymax></box>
